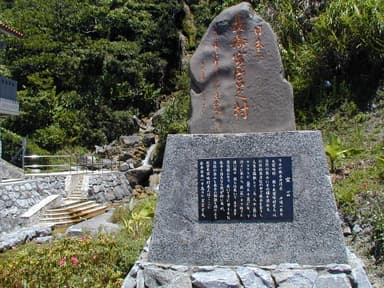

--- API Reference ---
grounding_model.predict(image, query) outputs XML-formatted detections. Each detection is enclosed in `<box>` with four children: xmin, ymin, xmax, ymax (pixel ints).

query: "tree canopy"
<box><xmin>0</xmin><ymin>0</ymin><xmax>183</xmax><ymax>150</ymax></box>
<box><xmin>1</xmin><ymin>0</ymin><xmax>383</xmax><ymax>153</ymax></box>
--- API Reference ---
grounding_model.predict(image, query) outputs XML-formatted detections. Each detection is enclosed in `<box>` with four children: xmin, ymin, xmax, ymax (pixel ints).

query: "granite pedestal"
<box><xmin>148</xmin><ymin>131</ymin><xmax>347</xmax><ymax>266</ymax></box>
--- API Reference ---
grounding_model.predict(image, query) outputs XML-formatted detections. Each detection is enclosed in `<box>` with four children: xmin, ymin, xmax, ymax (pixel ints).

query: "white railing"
<box><xmin>23</xmin><ymin>154</ymin><xmax>121</xmax><ymax>174</ymax></box>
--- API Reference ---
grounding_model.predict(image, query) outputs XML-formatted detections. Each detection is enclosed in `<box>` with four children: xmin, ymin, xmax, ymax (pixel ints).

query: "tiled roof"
<box><xmin>0</xmin><ymin>21</ymin><xmax>23</xmax><ymax>38</ymax></box>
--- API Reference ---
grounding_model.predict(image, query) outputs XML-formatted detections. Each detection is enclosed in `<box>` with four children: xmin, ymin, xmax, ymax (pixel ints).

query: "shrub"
<box><xmin>376</xmin><ymin>156</ymin><xmax>384</xmax><ymax>181</ymax></box>
<box><xmin>0</xmin><ymin>232</ymin><xmax>147</xmax><ymax>288</ymax></box>
<box><xmin>0</xmin><ymin>194</ymin><xmax>156</xmax><ymax>287</ymax></box>
<box><xmin>31</xmin><ymin>124</ymin><xmax>67</xmax><ymax>152</ymax></box>
<box><xmin>152</xmin><ymin>71</ymin><xmax>190</xmax><ymax>167</ymax></box>
<box><xmin>1</xmin><ymin>127</ymin><xmax>49</xmax><ymax>166</ymax></box>
<box><xmin>112</xmin><ymin>194</ymin><xmax>157</xmax><ymax>239</ymax></box>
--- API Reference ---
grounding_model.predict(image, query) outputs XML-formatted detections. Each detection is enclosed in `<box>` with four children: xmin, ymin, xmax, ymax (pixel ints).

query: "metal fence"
<box><xmin>23</xmin><ymin>155</ymin><xmax>72</xmax><ymax>173</ymax></box>
<box><xmin>23</xmin><ymin>154</ymin><xmax>121</xmax><ymax>174</ymax></box>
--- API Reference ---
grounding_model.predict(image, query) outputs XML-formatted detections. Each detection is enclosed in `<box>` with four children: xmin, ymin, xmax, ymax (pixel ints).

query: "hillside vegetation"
<box><xmin>0</xmin><ymin>0</ymin><xmax>384</xmax><ymax>286</ymax></box>
<box><xmin>0</xmin><ymin>0</ymin><xmax>183</xmax><ymax>151</ymax></box>
<box><xmin>1</xmin><ymin>0</ymin><xmax>383</xmax><ymax>153</ymax></box>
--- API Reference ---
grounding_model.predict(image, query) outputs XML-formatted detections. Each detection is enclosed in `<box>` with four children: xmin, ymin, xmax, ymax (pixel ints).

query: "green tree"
<box><xmin>1</xmin><ymin>0</ymin><xmax>183</xmax><ymax>149</ymax></box>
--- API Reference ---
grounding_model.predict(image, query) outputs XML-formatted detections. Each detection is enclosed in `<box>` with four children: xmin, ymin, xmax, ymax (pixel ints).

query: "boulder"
<box><xmin>77</xmin><ymin>155</ymin><xmax>98</xmax><ymax>169</ymax></box>
<box><xmin>143</xmin><ymin>265</ymin><xmax>192</xmax><ymax>288</ymax></box>
<box><xmin>314</xmin><ymin>274</ymin><xmax>352</xmax><ymax>288</ymax></box>
<box><xmin>126</xmin><ymin>166</ymin><xmax>153</xmax><ymax>187</ymax></box>
<box><xmin>192</xmin><ymin>268</ymin><xmax>242</xmax><ymax>288</ymax></box>
<box><xmin>237</xmin><ymin>266</ymin><xmax>274</xmax><ymax>288</ymax></box>
<box><xmin>272</xmin><ymin>269</ymin><xmax>318</xmax><ymax>288</ymax></box>
<box><xmin>143</xmin><ymin>133</ymin><xmax>156</xmax><ymax>147</ymax></box>
<box><xmin>120</xmin><ymin>135</ymin><xmax>143</xmax><ymax>147</ymax></box>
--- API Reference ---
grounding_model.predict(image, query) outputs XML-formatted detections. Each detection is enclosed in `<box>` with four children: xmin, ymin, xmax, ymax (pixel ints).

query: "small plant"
<box><xmin>117</xmin><ymin>196</ymin><xmax>157</xmax><ymax>239</ymax></box>
<box><xmin>377</xmin><ymin>156</ymin><xmax>384</xmax><ymax>181</ymax></box>
<box><xmin>373</xmin><ymin>211</ymin><xmax>384</xmax><ymax>263</ymax></box>
<box><xmin>325</xmin><ymin>134</ymin><xmax>361</xmax><ymax>173</ymax></box>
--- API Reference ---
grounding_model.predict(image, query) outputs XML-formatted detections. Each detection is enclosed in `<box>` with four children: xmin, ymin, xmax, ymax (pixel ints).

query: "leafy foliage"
<box><xmin>377</xmin><ymin>156</ymin><xmax>384</xmax><ymax>181</ymax></box>
<box><xmin>113</xmin><ymin>194</ymin><xmax>157</xmax><ymax>239</ymax></box>
<box><xmin>0</xmin><ymin>0</ymin><xmax>183</xmax><ymax>150</ymax></box>
<box><xmin>313</xmin><ymin>0</ymin><xmax>384</xmax><ymax>107</ymax></box>
<box><xmin>0</xmin><ymin>193</ymin><xmax>156</xmax><ymax>287</ymax></box>
<box><xmin>0</xmin><ymin>126</ymin><xmax>49</xmax><ymax>164</ymax></box>
<box><xmin>313</xmin><ymin>86</ymin><xmax>384</xmax><ymax>266</ymax></box>
<box><xmin>0</xmin><ymin>232</ymin><xmax>147</xmax><ymax>288</ymax></box>
<box><xmin>325</xmin><ymin>134</ymin><xmax>362</xmax><ymax>172</ymax></box>
<box><xmin>152</xmin><ymin>71</ymin><xmax>190</xmax><ymax>167</ymax></box>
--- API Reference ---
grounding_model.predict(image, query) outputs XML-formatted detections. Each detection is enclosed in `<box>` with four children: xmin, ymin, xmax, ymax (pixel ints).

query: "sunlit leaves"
<box><xmin>1</xmin><ymin>0</ymin><xmax>182</xmax><ymax>150</ymax></box>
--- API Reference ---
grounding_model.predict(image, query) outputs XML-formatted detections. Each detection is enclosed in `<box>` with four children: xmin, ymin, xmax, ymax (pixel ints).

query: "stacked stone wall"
<box><xmin>0</xmin><ymin>172</ymin><xmax>131</xmax><ymax>234</ymax></box>
<box><xmin>0</xmin><ymin>175</ymin><xmax>67</xmax><ymax>234</ymax></box>
<box><xmin>87</xmin><ymin>172</ymin><xmax>132</xmax><ymax>203</ymax></box>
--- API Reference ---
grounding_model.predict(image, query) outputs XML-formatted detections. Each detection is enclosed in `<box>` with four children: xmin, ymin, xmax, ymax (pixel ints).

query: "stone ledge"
<box><xmin>21</xmin><ymin>194</ymin><xmax>61</xmax><ymax>218</ymax></box>
<box><xmin>0</xmin><ymin>225</ymin><xmax>52</xmax><ymax>252</ymax></box>
<box><xmin>122</xmin><ymin>244</ymin><xmax>372</xmax><ymax>288</ymax></box>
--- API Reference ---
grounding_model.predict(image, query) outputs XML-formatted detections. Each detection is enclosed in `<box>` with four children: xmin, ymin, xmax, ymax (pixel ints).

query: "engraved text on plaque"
<box><xmin>198</xmin><ymin>157</ymin><xmax>293</xmax><ymax>221</ymax></box>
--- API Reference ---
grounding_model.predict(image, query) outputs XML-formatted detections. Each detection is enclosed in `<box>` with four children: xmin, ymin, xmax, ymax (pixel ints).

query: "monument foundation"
<box><xmin>148</xmin><ymin>131</ymin><xmax>347</xmax><ymax>266</ymax></box>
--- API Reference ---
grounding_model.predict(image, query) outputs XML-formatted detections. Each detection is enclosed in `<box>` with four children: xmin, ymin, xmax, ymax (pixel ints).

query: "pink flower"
<box><xmin>59</xmin><ymin>257</ymin><xmax>66</xmax><ymax>266</ymax></box>
<box><xmin>70</xmin><ymin>256</ymin><xmax>79</xmax><ymax>266</ymax></box>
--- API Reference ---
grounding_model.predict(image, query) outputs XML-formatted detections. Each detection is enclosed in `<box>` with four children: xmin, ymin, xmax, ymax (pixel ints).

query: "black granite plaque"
<box><xmin>198</xmin><ymin>157</ymin><xmax>293</xmax><ymax>221</ymax></box>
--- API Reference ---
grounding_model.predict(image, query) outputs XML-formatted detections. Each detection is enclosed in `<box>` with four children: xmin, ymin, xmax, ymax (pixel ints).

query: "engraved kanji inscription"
<box><xmin>232</xmin><ymin>14</ymin><xmax>249</xmax><ymax>120</ymax></box>
<box><xmin>198</xmin><ymin>157</ymin><xmax>293</xmax><ymax>221</ymax></box>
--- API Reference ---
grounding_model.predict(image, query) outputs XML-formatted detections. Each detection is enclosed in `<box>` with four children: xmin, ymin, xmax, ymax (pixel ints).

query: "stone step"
<box><xmin>66</xmin><ymin>196</ymin><xmax>87</xmax><ymax>201</ymax></box>
<box><xmin>69</xmin><ymin>188</ymin><xmax>86</xmax><ymax>194</ymax></box>
<box><xmin>70</xmin><ymin>192</ymin><xmax>84</xmax><ymax>197</ymax></box>
<box><xmin>41</xmin><ymin>205</ymin><xmax>108</xmax><ymax>225</ymax></box>
<box><xmin>69</xmin><ymin>190</ymin><xmax>84</xmax><ymax>195</ymax></box>
<box><xmin>37</xmin><ymin>173</ymin><xmax>109</xmax><ymax>228</ymax></box>
<box><xmin>43</xmin><ymin>202</ymin><xmax>102</xmax><ymax>217</ymax></box>
<box><xmin>61</xmin><ymin>199</ymin><xmax>84</xmax><ymax>206</ymax></box>
<box><xmin>45</xmin><ymin>200</ymin><xmax>96</xmax><ymax>212</ymax></box>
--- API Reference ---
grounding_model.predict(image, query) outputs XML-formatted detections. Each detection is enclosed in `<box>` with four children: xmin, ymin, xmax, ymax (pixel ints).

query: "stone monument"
<box><xmin>148</xmin><ymin>2</ymin><xmax>347</xmax><ymax>266</ymax></box>
<box><xmin>189</xmin><ymin>2</ymin><xmax>295</xmax><ymax>133</ymax></box>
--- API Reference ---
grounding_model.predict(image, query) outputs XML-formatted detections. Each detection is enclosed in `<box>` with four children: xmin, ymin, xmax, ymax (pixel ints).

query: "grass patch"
<box><xmin>301</xmin><ymin>91</ymin><xmax>384</xmax><ymax>267</ymax></box>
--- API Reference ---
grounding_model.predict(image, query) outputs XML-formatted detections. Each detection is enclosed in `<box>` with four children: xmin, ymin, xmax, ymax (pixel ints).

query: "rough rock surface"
<box><xmin>120</xmin><ymin>135</ymin><xmax>144</xmax><ymax>147</ymax></box>
<box><xmin>123</xmin><ymin>243</ymin><xmax>371</xmax><ymax>288</ymax></box>
<box><xmin>189</xmin><ymin>2</ymin><xmax>295</xmax><ymax>133</ymax></box>
<box><xmin>125</xmin><ymin>166</ymin><xmax>153</xmax><ymax>187</ymax></box>
<box><xmin>66</xmin><ymin>209</ymin><xmax>120</xmax><ymax>236</ymax></box>
<box><xmin>192</xmin><ymin>268</ymin><xmax>242</xmax><ymax>287</ymax></box>
<box><xmin>143</xmin><ymin>133</ymin><xmax>156</xmax><ymax>147</ymax></box>
<box><xmin>0</xmin><ymin>175</ymin><xmax>67</xmax><ymax>233</ymax></box>
<box><xmin>0</xmin><ymin>159</ymin><xmax>24</xmax><ymax>180</ymax></box>
<box><xmin>0</xmin><ymin>225</ymin><xmax>52</xmax><ymax>252</ymax></box>
<box><xmin>87</xmin><ymin>172</ymin><xmax>132</xmax><ymax>203</ymax></box>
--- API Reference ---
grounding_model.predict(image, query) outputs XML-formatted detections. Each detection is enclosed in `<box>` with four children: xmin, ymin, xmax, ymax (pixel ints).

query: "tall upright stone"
<box><xmin>189</xmin><ymin>2</ymin><xmax>295</xmax><ymax>133</ymax></box>
<box><xmin>148</xmin><ymin>2</ymin><xmax>347</xmax><ymax>267</ymax></box>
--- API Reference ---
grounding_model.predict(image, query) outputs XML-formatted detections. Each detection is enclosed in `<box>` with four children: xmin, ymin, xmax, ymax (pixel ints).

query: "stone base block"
<box><xmin>149</xmin><ymin>131</ymin><xmax>347</xmax><ymax>265</ymax></box>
